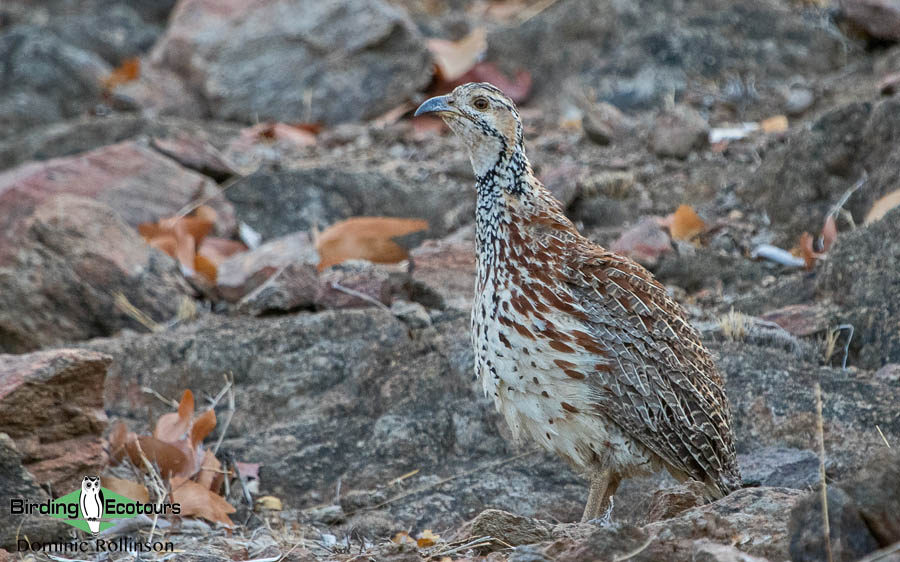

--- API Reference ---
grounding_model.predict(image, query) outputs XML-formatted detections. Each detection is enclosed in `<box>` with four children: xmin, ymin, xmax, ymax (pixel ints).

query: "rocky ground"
<box><xmin>1</xmin><ymin>0</ymin><xmax>900</xmax><ymax>561</ymax></box>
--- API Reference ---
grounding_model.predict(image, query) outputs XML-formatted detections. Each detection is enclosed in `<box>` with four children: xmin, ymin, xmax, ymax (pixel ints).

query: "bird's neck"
<box><xmin>474</xmin><ymin>147</ymin><xmax>538</xmax><ymax>277</ymax></box>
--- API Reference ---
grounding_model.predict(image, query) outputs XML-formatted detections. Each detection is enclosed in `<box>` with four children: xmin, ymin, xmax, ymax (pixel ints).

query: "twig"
<box><xmin>114</xmin><ymin>292</ymin><xmax>162</xmax><ymax>332</ymax></box>
<box><xmin>174</xmin><ymin>174</ymin><xmax>246</xmax><ymax>220</ymax></box>
<box><xmin>428</xmin><ymin>536</ymin><xmax>498</xmax><ymax>558</ymax></box>
<box><xmin>833</xmin><ymin>324</ymin><xmax>854</xmax><ymax>370</ymax></box>
<box><xmin>613</xmin><ymin>533</ymin><xmax>657</xmax><ymax>561</ymax></box>
<box><xmin>815</xmin><ymin>383</ymin><xmax>834</xmax><ymax>562</ymax></box>
<box><xmin>213</xmin><ymin>374</ymin><xmax>236</xmax><ymax>455</ymax></box>
<box><xmin>140</xmin><ymin>386</ymin><xmax>179</xmax><ymax>409</ymax></box>
<box><xmin>329</xmin><ymin>281</ymin><xmax>390</xmax><ymax>311</ymax></box>
<box><xmin>518</xmin><ymin>0</ymin><xmax>563</xmax><ymax>25</ymax></box>
<box><xmin>876</xmin><ymin>425</ymin><xmax>891</xmax><ymax>448</ymax></box>
<box><xmin>828</xmin><ymin>171</ymin><xmax>868</xmax><ymax>220</ymax></box>
<box><xmin>388</xmin><ymin>468</ymin><xmax>420</xmax><ymax>487</ymax></box>
<box><xmin>134</xmin><ymin>440</ymin><xmax>170</xmax><ymax>546</ymax></box>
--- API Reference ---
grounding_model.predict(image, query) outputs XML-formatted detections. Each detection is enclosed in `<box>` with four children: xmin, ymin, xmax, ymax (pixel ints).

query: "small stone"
<box><xmin>610</xmin><ymin>217</ymin><xmax>672</xmax><ymax>267</ymax></box>
<box><xmin>647</xmin><ymin>481</ymin><xmax>706</xmax><ymax>522</ymax></box>
<box><xmin>582</xmin><ymin>102</ymin><xmax>634</xmax><ymax>146</ymax></box>
<box><xmin>785</xmin><ymin>87</ymin><xmax>815</xmax><ymax>116</ymax></box>
<box><xmin>391</xmin><ymin>300</ymin><xmax>431</xmax><ymax>329</ymax></box>
<box><xmin>471</xmin><ymin>509</ymin><xmax>554</xmax><ymax>550</ymax></box>
<box><xmin>650</xmin><ymin>105</ymin><xmax>710</xmax><ymax>159</ymax></box>
<box><xmin>306</xmin><ymin>505</ymin><xmax>345</xmax><ymax>525</ymax></box>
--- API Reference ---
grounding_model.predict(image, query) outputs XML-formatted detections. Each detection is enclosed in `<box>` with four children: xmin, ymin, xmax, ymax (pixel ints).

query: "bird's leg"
<box><xmin>581</xmin><ymin>470</ymin><xmax>621</xmax><ymax>523</ymax></box>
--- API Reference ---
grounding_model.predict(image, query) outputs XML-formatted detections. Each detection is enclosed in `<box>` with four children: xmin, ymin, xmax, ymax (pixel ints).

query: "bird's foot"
<box><xmin>585</xmin><ymin>496</ymin><xmax>615</xmax><ymax>526</ymax></box>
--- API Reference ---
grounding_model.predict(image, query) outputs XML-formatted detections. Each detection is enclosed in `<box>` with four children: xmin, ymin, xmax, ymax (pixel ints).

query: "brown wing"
<box><xmin>565</xmin><ymin>246</ymin><xmax>741</xmax><ymax>496</ymax></box>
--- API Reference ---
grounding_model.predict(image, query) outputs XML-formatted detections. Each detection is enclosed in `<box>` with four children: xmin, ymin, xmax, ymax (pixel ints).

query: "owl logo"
<box><xmin>79</xmin><ymin>476</ymin><xmax>104</xmax><ymax>535</ymax></box>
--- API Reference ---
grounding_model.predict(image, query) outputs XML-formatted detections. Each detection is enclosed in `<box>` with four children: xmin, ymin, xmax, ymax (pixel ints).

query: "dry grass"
<box><xmin>718</xmin><ymin>308</ymin><xmax>747</xmax><ymax>342</ymax></box>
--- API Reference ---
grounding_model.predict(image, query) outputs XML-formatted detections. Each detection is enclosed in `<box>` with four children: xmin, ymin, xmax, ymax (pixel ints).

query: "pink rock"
<box><xmin>409</xmin><ymin>229</ymin><xmax>476</xmax><ymax>310</ymax></box>
<box><xmin>0</xmin><ymin>348</ymin><xmax>111</xmax><ymax>492</ymax></box>
<box><xmin>610</xmin><ymin>217</ymin><xmax>673</xmax><ymax>266</ymax></box>
<box><xmin>0</xmin><ymin>140</ymin><xmax>235</xmax><ymax>264</ymax></box>
<box><xmin>0</xmin><ymin>195</ymin><xmax>193</xmax><ymax>352</ymax></box>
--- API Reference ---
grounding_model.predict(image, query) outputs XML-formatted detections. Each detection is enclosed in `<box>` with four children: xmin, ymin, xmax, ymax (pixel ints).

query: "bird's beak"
<box><xmin>414</xmin><ymin>95</ymin><xmax>455</xmax><ymax>117</ymax></box>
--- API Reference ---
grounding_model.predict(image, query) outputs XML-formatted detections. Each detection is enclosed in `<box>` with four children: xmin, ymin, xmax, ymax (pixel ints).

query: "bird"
<box><xmin>80</xmin><ymin>475</ymin><xmax>104</xmax><ymax>535</ymax></box>
<box><xmin>415</xmin><ymin>83</ymin><xmax>741</xmax><ymax>522</ymax></box>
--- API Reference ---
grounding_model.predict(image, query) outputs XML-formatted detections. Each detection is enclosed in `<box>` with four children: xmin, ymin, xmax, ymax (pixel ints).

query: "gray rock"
<box><xmin>471</xmin><ymin>509</ymin><xmax>554</xmax><ymax>549</ymax></box>
<box><xmin>789</xmin><ymin>486</ymin><xmax>880</xmax><ymax>562</ymax></box>
<box><xmin>650</xmin><ymin>105</ymin><xmax>709</xmax><ymax>159</ymax></box>
<box><xmin>490</xmin><ymin>0</ymin><xmax>846</xmax><ymax>112</ymax></box>
<box><xmin>740</xmin><ymin>99</ymin><xmax>900</xmax><ymax>245</ymax></box>
<box><xmin>48</xmin><ymin>3</ymin><xmax>159</xmax><ymax>65</ymax></box>
<box><xmin>149</xmin><ymin>0</ymin><xmax>433</xmax><ymax>125</ymax></box>
<box><xmin>0</xmin><ymin>195</ymin><xmax>193</xmax><ymax>352</ymax></box>
<box><xmin>818</xmin><ymin>205</ymin><xmax>900</xmax><ymax>368</ymax></box>
<box><xmin>225</xmin><ymin>168</ymin><xmax>469</xmax><ymax>240</ymax></box>
<box><xmin>716</xmin><ymin>341</ymin><xmax>900</xmax><ymax>477</ymax></box>
<box><xmin>738</xmin><ymin>447</ymin><xmax>819</xmax><ymax>489</ymax></box>
<box><xmin>0</xmin><ymin>25</ymin><xmax>110</xmax><ymax>136</ymax></box>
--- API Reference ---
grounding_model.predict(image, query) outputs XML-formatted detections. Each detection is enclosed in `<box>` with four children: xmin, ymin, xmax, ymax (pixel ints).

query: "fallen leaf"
<box><xmin>820</xmin><ymin>215</ymin><xmax>837</xmax><ymax>253</ymax></box>
<box><xmin>102</xmin><ymin>476</ymin><xmax>150</xmax><ymax>504</ymax></box>
<box><xmin>190</xmin><ymin>409</ymin><xmax>217</xmax><ymax>448</ymax></box>
<box><xmin>154</xmin><ymin>390</ymin><xmax>194</xmax><ymax>443</ymax></box>
<box><xmin>108</xmin><ymin>421</ymin><xmax>137</xmax><ymax>463</ymax></box>
<box><xmin>195</xmin><ymin>449</ymin><xmax>224</xmax><ymax>492</ymax></box>
<box><xmin>315</xmin><ymin>217</ymin><xmax>429</xmax><ymax>271</ymax></box>
<box><xmin>194</xmin><ymin>254</ymin><xmax>218</xmax><ymax>283</ymax></box>
<box><xmin>255</xmin><ymin>496</ymin><xmax>283</xmax><ymax>511</ymax></box>
<box><xmin>125</xmin><ymin>436</ymin><xmax>190</xmax><ymax>478</ymax></box>
<box><xmin>426</xmin><ymin>28</ymin><xmax>487</xmax><ymax>82</ymax></box>
<box><xmin>667</xmin><ymin>205</ymin><xmax>706</xmax><ymax>241</ymax></box>
<box><xmin>250</xmin><ymin>122</ymin><xmax>317</xmax><ymax>147</ymax></box>
<box><xmin>760</xmin><ymin>115</ymin><xmax>789</xmax><ymax>134</ymax></box>
<box><xmin>138</xmin><ymin>206</ymin><xmax>219</xmax><ymax>279</ymax></box>
<box><xmin>417</xmin><ymin>529</ymin><xmax>441</xmax><ymax>548</ymax></box>
<box><xmin>392</xmin><ymin>531</ymin><xmax>416</xmax><ymax>546</ymax></box>
<box><xmin>234</xmin><ymin>461</ymin><xmax>261</xmax><ymax>481</ymax></box>
<box><xmin>170</xmin><ymin>476</ymin><xmax>235</xmax><ymax>527</ymax></box>
<box><xmin>864</xmin><ymin>188</ymin><xmax>900</xmax><ymax>225</ymax></box>
<box><xmin>103</xmin><ymin>58</ymin><xmax>140</xmax><ymax>90</ymax></box>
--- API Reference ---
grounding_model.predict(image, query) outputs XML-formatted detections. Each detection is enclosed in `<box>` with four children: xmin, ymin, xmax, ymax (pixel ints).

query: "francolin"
<box><xmin>415</xmin><ymin>83</ymin><xmax>741</xmax><ymax>521</ymax></box>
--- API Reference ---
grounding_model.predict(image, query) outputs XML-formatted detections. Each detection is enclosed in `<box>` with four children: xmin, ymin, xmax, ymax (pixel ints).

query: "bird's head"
<box><xmin>415</xmin><ymin>82</ymin><xmax>525</xmax><ymax>179</ymax></box>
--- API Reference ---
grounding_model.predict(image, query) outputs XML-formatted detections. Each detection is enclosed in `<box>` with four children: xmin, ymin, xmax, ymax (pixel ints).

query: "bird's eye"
<box><xmin>472</xmin><ymin>97</ymin><xmax>489</xmax><ymax>110</ymax></box>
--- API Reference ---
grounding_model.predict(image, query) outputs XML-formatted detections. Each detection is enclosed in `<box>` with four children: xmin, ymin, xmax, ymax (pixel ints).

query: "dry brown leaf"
<box><xmin>194</xmin><ymin>254</ymin><xmax>218</xmax><ymax>283</ymax></box>
<box><xmin>667</xmin><ymin>205</ymin><xmax>706</xmax><ymax>241</ymax></box>
<box><xmin>170</xmin><ymin>476</ymin><xmax>236</xmax><ymax>527</ymax></box>
<box><xmin>195</xmin><ymin>450</ymin><xmax>223</xmax><ymax>492</ymax></box>
<box><xmin>198</xmin><ymin>237</ymin><xmax>247</xmax><ymax>264</ymax></box>
<box><xmin>190</xmin><ymin>409</ymin><xmax>217</xmax><ymax>448</ymax></box>
<box><xmin>103</xmin><ymin>58</ymin><xmax>140</xmax><ymax>90</ymax></box>
<box><xmin>102</xmin><ymin>476</ymin><xmax>150</xmax><ymax>503</ymax></box>
<box><xmin>254</xmin><ymin>496</ymin><xmax>283</xmax><ymax>511</ymax></box>
<box><xmin>426</xmin><ymin>28</ymin><xmax>487</xmax><ymax>82</ymax></box>
<box><xmin>392</xmin><ymin>531</ymin><xmax>416</xmax><ymax>546</ymax></box>
<box><xmin>108</xmin><ymin>421</ymin><xmax>137</xmax><ymax>463</ymax></box>
<box><xmin>316</xmin><ymin>217</ymin><xmax>429</xmax><ymax>271</ymax></box>
<box><xmin>416</xmin><ymin>529</ymin><xmax>441</xmax><ymax>548</ymax></box>
<box><xmin>234</xmin><ymin>461</ymin><xmax>261</xmax><ymax>481</ymax></box>
<box><xmin>253</xmin><ymin>122</ymin><xmax>317</xmax><ymax>147</ymax></box>
<box><xmin>793</xmin><ymin>232</ymin><xmax>818</xmax><ymax>270</ymax></box>
<box><xmin>154</xmin><ymin>390</ymin><xmax>194</xmax><ymax>443</ymax></box>
<box><xmin>820</xmin><ymin>215</ymin><xmax>837</xmax><ymax>253</ymax></box>
<box><xmin>760</xmin><ymin>115</ymin><xmax>789</xmax><ymax>134</ymax></box>
<box><xmin>864</xmin><ymin>188</ymin><xmax>900</xmax><ymax>225</ymax></box>
<box><xmin>125</xmin><ymin>436</ymin><xmax>190</xmax><ymax>478</ymax></box>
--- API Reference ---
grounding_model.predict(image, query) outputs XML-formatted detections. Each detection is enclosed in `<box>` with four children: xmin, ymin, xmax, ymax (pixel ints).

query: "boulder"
<box><xmin>0</xmin><ymin>195</ymin><xmax>193</xmax><ymax>352</ymax></box>
<box><xmin>225</xmin><ymin>168</ymin><xmax>469</xmax><ymax>240</ymax></box>
<box><xmin>740</xmin><ymin>99</ymin><xmax>900</xmax><ymax>244</ymax></box>
<box><xmin>650</xmin><ymin>105</ymin><xmax>710</xmax><ymax>159</ymax></box>
<box><xmin>818</xmin><ymin>205</ymin><xmax>900</xmax><ymax>368</ymax></box>
<box><xmin>0</xmin><ymin>25</ymin><xmax>109</xmax><ymax>136</ymax></box>
<box><xmin>147</xmin><ymin>0</ymin><xmax>433</xmax><ymax>125</ymax></box>
<box><xmin>0</xmin><ymin>349</ymin><xmax>111</xmax><ymax>492</ymax></box>
<box><xmin>0</xmin><ymin>140</ymin><xmax>236</xmax><ymax>241</ymax></box>
<box><xmin>0</xmin><ymin>435</ymin><xmax>72</xmax><ymax>549</ymax></box>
